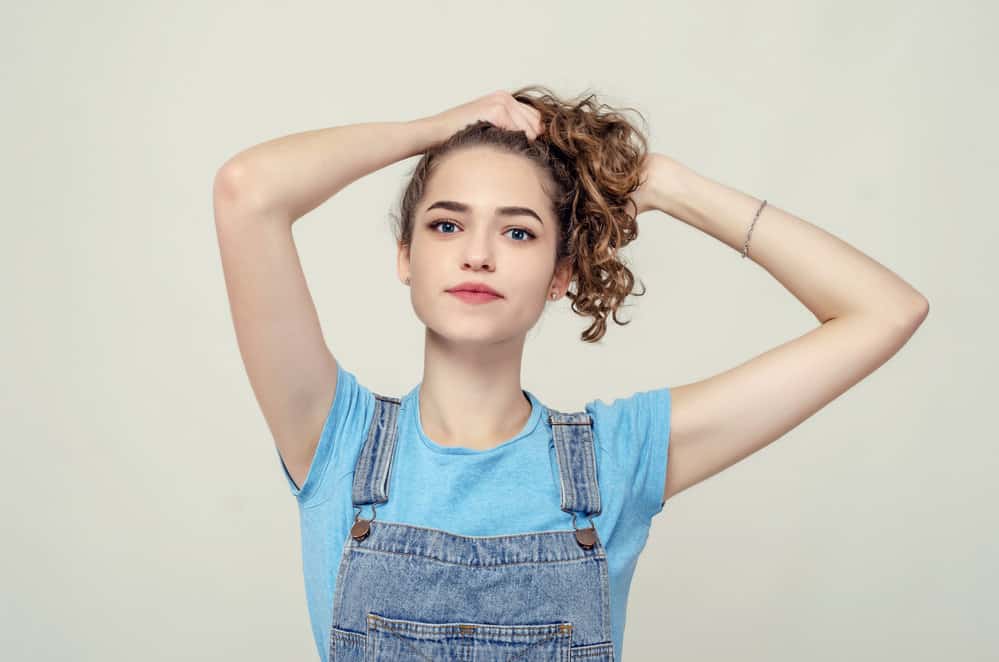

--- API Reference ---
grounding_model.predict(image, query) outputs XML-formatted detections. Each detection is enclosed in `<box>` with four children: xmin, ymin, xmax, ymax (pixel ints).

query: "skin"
<box><xmin>400</xmin><ymin>144</ymin><xmax>931</xmax><ymax>504</ymax></box>
<box><xmin>215</xmin><ymin>99</ymin><xmax>928</xmax><ymax>506</ymax></box>
<box><xmin>637</xmin><ymin>153</ymin><xmax>928</xmax><ymax>503</ymax></box>
<box><xmin>396</xmin><ymin>145</ymin><xmax>572</xmax><ymax>451</ymax></box>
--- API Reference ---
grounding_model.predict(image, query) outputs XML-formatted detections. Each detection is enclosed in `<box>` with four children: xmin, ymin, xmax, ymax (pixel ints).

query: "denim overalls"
<box><xmin>328</xmin><ymin>393</ymin><xmax>616</xmax><ymax>661</ymax></box>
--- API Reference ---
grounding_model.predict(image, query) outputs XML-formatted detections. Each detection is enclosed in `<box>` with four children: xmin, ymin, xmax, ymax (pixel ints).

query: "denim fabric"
<box><xmin>278</xmin><ymin>361</ymin><xmax>671</xmax><ymax>661</ymax></box>
<box><xmin>328</xmin><ymin>394</ymin><xmax>613</xmax><ymax>660</ymax></box>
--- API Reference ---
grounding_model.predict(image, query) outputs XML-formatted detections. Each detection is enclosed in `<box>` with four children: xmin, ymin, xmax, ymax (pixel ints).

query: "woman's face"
<box><xmin>398</xmin><ymin>145</ymin><xmax>570</xmax><ymax>347</ymax></box>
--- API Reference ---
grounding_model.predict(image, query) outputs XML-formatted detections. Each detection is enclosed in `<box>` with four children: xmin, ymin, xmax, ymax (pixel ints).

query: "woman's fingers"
<box><xmin>498</xmin><ymin>102</ymin><xmax>533</xmax><ymax>140</ymax></box>
<box><xmin>503</xmin><ymin>101</ymin><xmax>534</xmax><ymax>139</ymax></box>
<box><xmin>507</xmin><ymin>99</ymin><xmax>542</xmax><ymax>141</ymax></box>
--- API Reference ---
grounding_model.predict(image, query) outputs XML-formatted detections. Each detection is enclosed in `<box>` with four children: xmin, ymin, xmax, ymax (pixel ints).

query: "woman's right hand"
<box><xmin>420</xmin><ymin>90</ymin><xmax>545</xmax><ymax>143</ymax></box>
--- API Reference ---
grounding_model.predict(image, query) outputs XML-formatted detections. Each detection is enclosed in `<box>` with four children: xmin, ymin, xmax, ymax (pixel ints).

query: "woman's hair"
<box><xmin>392</xmin><ymin>85</ymin><xmax>650</xmax><ymax>343</ymax></box>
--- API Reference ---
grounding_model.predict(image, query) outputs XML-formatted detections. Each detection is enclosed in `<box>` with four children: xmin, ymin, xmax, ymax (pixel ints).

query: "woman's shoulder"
<box><xmin>583</xmin><ymin>385</ymin><xmax>672</xmax><ymax>425</ymax></box>
<box><xmin>278</xmin><ymin>361</ymin><xmax>381</xmax><ymax>504</ymax></box>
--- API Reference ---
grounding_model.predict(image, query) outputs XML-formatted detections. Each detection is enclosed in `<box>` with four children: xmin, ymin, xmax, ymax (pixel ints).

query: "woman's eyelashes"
<box><xmin>426</xmin><ymin>219</ymin><xmax>537</xmax><ymax>241</ymax></box>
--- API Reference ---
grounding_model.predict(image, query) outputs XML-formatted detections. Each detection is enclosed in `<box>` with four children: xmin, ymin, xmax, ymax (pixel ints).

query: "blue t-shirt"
<box><xmin>276</xmin><ymin>360</ymin><xmax>671</xmax><ymax>661</ymax></box>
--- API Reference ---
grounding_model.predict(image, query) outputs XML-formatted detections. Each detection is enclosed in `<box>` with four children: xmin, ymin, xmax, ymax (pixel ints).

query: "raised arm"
<box><xmin>212</xmin><ymin>91</ymin><xmax>544</xmax><ymax>490</ymax></box>
<box><xmin>212</xmin><ymin>119</ymin><xmax>446</xmax><ymax>490</ymax></box>
<box><xmin>632</xmin><ymin>154</ymin><xmax>930</xmax><ymax>505</ymax></box>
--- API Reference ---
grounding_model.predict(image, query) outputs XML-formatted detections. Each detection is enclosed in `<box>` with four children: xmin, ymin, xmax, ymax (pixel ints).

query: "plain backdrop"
<box><xmin>3</xmin><ymin>1</ymin><xmax>995</xmax><ymax>660</ymax></box>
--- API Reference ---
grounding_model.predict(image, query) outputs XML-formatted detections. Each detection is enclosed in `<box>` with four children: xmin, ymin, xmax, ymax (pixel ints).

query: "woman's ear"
<box><xmin>397</xmin><ymin>242</ymin><xmax>412</xmax><ymax>286</ymax></box>
<box><xmin>551</xmin><ymin>257</ymin><xmax>573</xmax><ymax>298</ymax></box>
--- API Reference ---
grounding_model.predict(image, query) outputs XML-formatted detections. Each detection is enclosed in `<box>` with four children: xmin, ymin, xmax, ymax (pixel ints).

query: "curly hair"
<box><xmin>391</xmin><ymin>85</ymin><xmax>650</xmax><ymax>343</ymax></box>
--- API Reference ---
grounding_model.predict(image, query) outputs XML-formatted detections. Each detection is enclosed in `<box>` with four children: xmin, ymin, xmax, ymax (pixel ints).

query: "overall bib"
<box><xmin>328</xmin><ymin>393</ymin><xmax>616</xmax><ymax>661</ymax></box>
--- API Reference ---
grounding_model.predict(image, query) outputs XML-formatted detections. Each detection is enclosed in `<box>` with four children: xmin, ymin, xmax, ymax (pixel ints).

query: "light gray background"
<box><xmin>4</xmin><ymin>1</ymin><xmax>994</xmax><ymax>660</ymax></box>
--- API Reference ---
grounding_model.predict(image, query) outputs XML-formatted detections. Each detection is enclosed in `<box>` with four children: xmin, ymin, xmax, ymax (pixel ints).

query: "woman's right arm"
<box><xmin>214</xmin><ymin>119</ymin><xmax>447</xmax><ymax>221</ymax></box>
<box><xmin>212</xmin><ymin>93</ymin><xmax>542</xmax><ymax>490</ymax></box>
<box><xmin>212</xmin><ymin>119</ymin><xmax>450</xmax><ymax>491</ymax></box>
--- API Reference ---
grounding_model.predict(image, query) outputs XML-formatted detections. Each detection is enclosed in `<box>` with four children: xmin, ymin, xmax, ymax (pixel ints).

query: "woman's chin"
<box><xmin>426</xmin><ymin>322</ymin><xmax>526</xmax><ymax>348</ymax></box>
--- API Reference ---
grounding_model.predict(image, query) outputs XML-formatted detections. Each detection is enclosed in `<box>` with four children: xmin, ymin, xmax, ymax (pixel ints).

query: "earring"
<box><xmin>550</xmin><ymin>291</ymin><xmax>558</xmax><ymax>300</ymax></box>
<box><xmin>405</xmin><ymin>277</ymin><xmax>411</xmax><ymax>285</ymax></box>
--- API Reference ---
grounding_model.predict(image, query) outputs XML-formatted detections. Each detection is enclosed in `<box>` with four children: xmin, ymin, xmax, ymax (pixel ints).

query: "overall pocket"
<box><xmin>330</xmin><ymin>625</ymin><xmax>366</xmax><ymax>662</ymax></box>
<box><xmin>569</xmin><ymin>639</ymin><xmax>616</xmax><ymax>660</ymax></box>
<box><xmin>366</xmin><ymin>611</ymin><xmax>573</xmax><ymax>661</ymax></box>
<box><xmin>331</xmin><ymin>621</ymin><xmax>616</xmax><ymax>661</ymax></box>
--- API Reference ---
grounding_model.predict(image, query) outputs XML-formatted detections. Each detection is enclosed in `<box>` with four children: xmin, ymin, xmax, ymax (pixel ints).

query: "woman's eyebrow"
<box><xmin>424</xmin><ymin>200</ymin><xmax>544</xmax><ymax>226</ymax></box>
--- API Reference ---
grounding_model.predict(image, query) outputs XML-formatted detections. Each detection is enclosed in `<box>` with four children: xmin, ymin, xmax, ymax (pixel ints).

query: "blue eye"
<box><xmin>505</xmin><ymin>228</ymin><xmax>536</xmax><ymax>241</ymax></box>
<box><xmin>427</xmin><ymin>220</ymin><xmax>536</xmax><ymax>242</ymax></box>
<box><xmin>428</xmin><ymin>220</ymin><xmax>459</xmax><ymax>234</ymax></box>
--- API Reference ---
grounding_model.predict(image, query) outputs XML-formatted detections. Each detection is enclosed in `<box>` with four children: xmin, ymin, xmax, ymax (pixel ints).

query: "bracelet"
<box><xmin>740</xmin><ymin>199</ymin><xmax>767</xmax><ymax>259</ymax></box>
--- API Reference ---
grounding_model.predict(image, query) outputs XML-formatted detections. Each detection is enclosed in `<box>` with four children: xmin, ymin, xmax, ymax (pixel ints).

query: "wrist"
<box><xmin>649</xmin><ymin>154</ymin><xmax>698</xmax><ymax>219</ymax></box>
<box><xmin>407</xmin><ymin>115</ymin><xmax>452</xmax><ymax>150</ymax></box>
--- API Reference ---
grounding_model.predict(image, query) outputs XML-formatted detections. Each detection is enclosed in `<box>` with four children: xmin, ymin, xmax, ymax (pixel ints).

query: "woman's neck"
<box><xmin>419</xmin><ymin>332</ymin><xmax>532</xmax><ymax>451</ymax></box>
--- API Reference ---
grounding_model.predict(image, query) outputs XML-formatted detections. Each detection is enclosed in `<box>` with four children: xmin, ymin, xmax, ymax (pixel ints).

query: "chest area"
<box><xmin>371</xmin><ymin>437</ymin><xmax>569</xmax><ymax>536</ymax></box>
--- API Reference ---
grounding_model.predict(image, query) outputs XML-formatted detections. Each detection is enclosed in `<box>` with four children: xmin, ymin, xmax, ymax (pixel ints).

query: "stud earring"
<box><xmin>405</xmin><ymin>277</ymin><xmax>410</xmax><ymax>285</ymax></box>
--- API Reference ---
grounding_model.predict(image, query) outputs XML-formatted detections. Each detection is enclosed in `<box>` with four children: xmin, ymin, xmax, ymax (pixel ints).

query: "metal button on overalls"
<box><xmin>328</xmin><ymin>394</ymin><xmax>616</xmax><ymax>661</ymax></box>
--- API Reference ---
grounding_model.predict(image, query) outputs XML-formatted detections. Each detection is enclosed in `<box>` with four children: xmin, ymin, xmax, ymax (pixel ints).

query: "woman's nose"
<box><xmin>461</xmin><ymin>234</ymin><xmax>495</xmax><ymax>270</ymax></box>
<box><xmin>462</xmin><ymin>255</ymin><xmax>493</xmax><ymax>271</ymax></box>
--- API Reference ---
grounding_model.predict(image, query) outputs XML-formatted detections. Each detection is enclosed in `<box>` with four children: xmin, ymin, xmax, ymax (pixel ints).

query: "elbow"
<box><xmin>213</xmin><ymin>160</ymin><xmax>251</xmax><ymax>206</ymax></box>
<box><xmin>864</xmin><ymin>293</ymin><xmax>930</xmax><ymax>339</ymax></box>
<box><xmin>213</xmin><ymin>159</ymin><xmax>268</xmax><ymax>216</ymax></box>
<box><xmin>891</xmin><ymin>294</ymin><xmax>930</xmax><ymax>339</ymax></box>
<box><xmin>909</xmin><ymin>293</ymin><xmax>929</xmax><ymax>325</ymax></box>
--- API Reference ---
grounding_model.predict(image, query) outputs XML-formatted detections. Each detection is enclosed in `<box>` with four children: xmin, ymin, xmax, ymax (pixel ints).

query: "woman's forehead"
<box><xmin>425</xmin><ymin>148</ymin><xmax>552</xmax><ymax>212</ymax></box>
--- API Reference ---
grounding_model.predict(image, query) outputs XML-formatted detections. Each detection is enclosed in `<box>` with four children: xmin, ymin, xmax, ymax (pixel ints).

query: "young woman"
<box><xmin>213</xmin><ymin>86</ymin><xmax>928</xmax><ymax>661</ymax></box>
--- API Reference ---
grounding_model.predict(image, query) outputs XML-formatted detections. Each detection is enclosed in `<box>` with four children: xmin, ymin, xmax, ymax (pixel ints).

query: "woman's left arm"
<box><xmin>635</xmin><ymin>154</ymin><xmax>930</xmax><ymax>505</ymax></box>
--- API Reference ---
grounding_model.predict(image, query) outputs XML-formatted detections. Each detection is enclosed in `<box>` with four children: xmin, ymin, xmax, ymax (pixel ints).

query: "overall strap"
<box><xmin>547</xmin><ymin>408</ymin><xmax>602</xmax><ymax>518</ymax></box>
<box><xmin>351</xmin><ymin>393</ymin><xmax>403</xmax><ymax>507</ymax></box>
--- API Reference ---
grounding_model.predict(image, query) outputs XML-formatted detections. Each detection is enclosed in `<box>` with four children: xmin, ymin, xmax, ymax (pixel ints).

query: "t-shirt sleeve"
<box><xmin>585</xmin><ymin>386</ymin><xmax>672</xmax><ymax>523</ymax></box>
<box><xmin>274</xmin><ymin>360</ymin><xmax>375</xmax><ymax>506</ymax></box>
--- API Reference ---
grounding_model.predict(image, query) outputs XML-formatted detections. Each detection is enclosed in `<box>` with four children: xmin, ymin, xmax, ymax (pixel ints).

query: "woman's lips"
<box><xmin>448</xmin><ymin>290</ymin><xmax>503</xmax><ymax>304</ymax></box>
